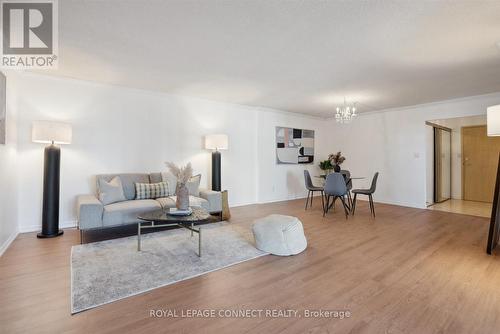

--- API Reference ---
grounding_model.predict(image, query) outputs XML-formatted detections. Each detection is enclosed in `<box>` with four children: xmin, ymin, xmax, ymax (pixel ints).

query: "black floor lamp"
<box><xmin>205</xmin><ymin>134</ymin><xmax>228</xmax><ymax>191</ymax></box>
<box><xmin>486</xmin><ymin>105</ymin><xmax>500</xmax><ymax>253</ymax></box>
<box><xmin>32</xmin><ymin>121</ymin><xmax>72</xmax><ymax>238</ymax></box>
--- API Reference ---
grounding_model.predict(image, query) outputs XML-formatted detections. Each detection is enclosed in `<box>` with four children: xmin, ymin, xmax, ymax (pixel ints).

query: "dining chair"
<box><xmin>352</xmin><ymin>172</ymin><xmax>379</xmax><ymax>217</ymax></box>
<box><xmin>303</xmin><ymin>170</ymin><xmax>325</xmax><ymax>210</ymax></box>
<box><xmin>323</xmin><ymin>173</ymin><xmax>350</xmax><ymax>219</ymax></box>
<box><xmin>340</xmin><ymin>169</ymin><xmax>353</xmax><ymax>207</ymax></box>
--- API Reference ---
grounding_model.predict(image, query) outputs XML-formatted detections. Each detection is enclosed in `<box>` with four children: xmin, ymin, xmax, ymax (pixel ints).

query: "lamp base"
<box><xmin>38</xmin><ymin>144</ymin><xmax>62</xmax><ymax>239</ymax></box>
<box><xmin>37</xmin><ymin>230</ymin><xmax>64</xmax><ymax>238</ymax></box>
<box><xmin>211</xmin><ymin>150</ymin><xmax>221</xmax><ymax>191</ymax></box>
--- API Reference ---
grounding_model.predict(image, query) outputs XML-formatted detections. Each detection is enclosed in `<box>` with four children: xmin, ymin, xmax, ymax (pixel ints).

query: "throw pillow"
<box><xmin>186</xmin><ymin>174</ymin><xmax>201</xmax><ymax>196</ymax></box>
<box><xmin>160</xmin><ymin>171</ymin><xmax>177</xmax><ymax>196</ymax></box>
<box><xmin>135</xmin><ymin>181</ymin><xmax>169</xmax><ymax>200</ymax></box>
<box><xmin>98</xmin><ymin>176</ymin><xmax>127</xmax><ymax>205</ymax></box>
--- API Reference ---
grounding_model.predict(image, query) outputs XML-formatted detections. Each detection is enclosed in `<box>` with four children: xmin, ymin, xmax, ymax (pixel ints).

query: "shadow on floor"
<box><xmin>80</xmin><ymin>215</ymin><xmax>222</xmax><ymax>244</ymax></box>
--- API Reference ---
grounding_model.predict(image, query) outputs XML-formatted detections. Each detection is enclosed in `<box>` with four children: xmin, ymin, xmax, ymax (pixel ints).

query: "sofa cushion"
<box><xmin>135</xmin><ymin>181</ymin><xmax>168</xmax><ymax>200</ymax></box>
<box><xmin>156</xmin><ymin>196</ymin><xmax>209</xmax><ymax>211</ymax></box>
<box><xmin>149</xmin><ymin>172</ymin><xmax>162</xmax><ymax>183</ymax></box>
<box><xmin>98</xmin><ymin>176</ymin><xmax>127</xmax><ymax>205</ymax></box>
<box><xmin>187</xmin><ymin>174</ymin><xmax>201</xmax><ymax>197</ymax></box>
<box><xmin>102</xmin><ymin>199</ymin><xmax>161</xmax><ymax>227</ymax></box>
<box><xmin>97</xmin><ymin>173</ymin><xmax>150</xmax><ymax>200</ymax></box>
<box><xmin>160</xmin><ymin>172</ymin><xmax>177</xmax><ymax>196</ymax></box>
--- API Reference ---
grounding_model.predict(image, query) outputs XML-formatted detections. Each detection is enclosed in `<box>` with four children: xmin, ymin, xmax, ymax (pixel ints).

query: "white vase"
<box><xmin>176</xmin><ymin>184</ymin><xmax>189</xmax><ymax>210</ymax></box>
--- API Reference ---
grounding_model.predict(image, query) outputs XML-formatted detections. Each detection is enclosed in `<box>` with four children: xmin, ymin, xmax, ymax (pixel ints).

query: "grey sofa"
<box><xmin>76</xmin><ymin>173</ymin><xmax>222</xmax><ymax>232</ymax></box>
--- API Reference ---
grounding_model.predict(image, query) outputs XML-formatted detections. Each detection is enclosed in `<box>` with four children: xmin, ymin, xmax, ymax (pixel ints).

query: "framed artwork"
<box><xmin>0</xmin><ymin>72</ymin><xmax>5</xmax><ymax>145</ymax></box>
<box><xmin>276</xmin><ymin>126</ymin><xmax>314</xmax><ymax>164</ymax></box>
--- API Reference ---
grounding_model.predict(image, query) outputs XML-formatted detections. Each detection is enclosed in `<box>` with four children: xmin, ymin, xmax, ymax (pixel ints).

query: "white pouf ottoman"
<box><xmin>252</xmin><ymin>214</ymin><xmax>307</xmax><ymax>256</ymax></box>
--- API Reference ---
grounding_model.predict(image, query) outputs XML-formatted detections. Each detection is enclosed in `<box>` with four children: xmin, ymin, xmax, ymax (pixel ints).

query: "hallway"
<box><xmin>428</xmin><ymin>199</ymin><xmax>492</xmax><ymax>218</ymax></box>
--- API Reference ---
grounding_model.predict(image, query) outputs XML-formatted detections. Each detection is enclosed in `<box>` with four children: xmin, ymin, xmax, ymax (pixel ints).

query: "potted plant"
<box><xmin>328</xmin><ymin>152</ymin><xmax>346</xmax><ymax>172</ymax></box>
<box><xmin>319</xmin><ymin>159</ymin><xmax>334</xmax><ymax>175</ymax></box>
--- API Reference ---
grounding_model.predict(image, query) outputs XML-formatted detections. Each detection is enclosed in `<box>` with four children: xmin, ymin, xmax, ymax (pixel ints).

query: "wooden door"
<box><xmin>462</xmin><ymin>125</ymin><xmax>500</xmax><ymax>202</ymax></box>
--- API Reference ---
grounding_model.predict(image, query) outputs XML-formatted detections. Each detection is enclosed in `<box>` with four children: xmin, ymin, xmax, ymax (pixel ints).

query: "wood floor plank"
<box><xmin>1</xmin><ymin>198</ymin><xmax>498</xmax><ymax>334</ymax></box>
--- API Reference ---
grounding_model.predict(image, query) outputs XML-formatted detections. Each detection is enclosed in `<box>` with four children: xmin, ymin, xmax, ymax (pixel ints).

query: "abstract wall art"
<box><xmin>0</xmin><ymin>72</ymin><xmax>5</xmax><ymax>145</ymax></box>
<box><xmin>276</xmin><ymin>126</ymin><xmax>315</xmax><ymax>164</ymax></box>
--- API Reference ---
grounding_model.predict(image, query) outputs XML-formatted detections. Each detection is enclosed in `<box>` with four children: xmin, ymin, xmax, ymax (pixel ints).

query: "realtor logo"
<box><xmin>1</xmin><ymin>0</ymin><xmax>58</xmax><ymax>68</ymax></box>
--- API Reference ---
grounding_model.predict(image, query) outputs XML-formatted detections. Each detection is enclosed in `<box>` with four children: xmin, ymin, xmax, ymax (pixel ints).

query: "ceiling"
<box><xmin>40</xmin><ymin>0</ymin><xmax>500</xmax><ymax>117</ymax></box>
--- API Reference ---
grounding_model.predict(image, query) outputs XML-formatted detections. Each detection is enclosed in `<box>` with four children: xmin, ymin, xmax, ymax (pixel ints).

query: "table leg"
<box><xmin>137</xmin><ymin>222</ymin><xmax>141</xmax><ymax>251</ymax></box>
<box><xmin>198</xmin><ymin>227</ymin><xmax>202</xmax><ymax>257</ymax></box>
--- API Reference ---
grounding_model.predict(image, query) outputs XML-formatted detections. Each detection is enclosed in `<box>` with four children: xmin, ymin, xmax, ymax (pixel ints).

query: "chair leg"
<box><xmin>321</xmin><ymin>191</ymin><xmax>325</xmax><ymax>212</ymax></box>
<box><xmin>323</xmin><ymin>195</ymin><xmax>330</xmax><ymax>217</ymax></box>
<box><xmin>352</xmin><ymin>194</ymin><xmax>357</xmax><ymax>214</ymax></box>
<box><xmin>344</xmin><ymin>194</ymin><xmax>351</xmax><ymax>212</ymax></box>
<box><xmin>368</xmin><ymin>196</ymin><xmax>372</xmax><ymax>215</ymax></box>
<box><xmin>347</xmin><ymin>191</ymin><xmax>352</xmax><ymax>208</ymax></box>
<box><xmin>310</xmin><ymin>191</ymin><xmax>314</xmax><ymax>208</ymax></box>
<box><xmin>305</xmin><ymin>190</ymin><xmax>310</xmax><ymax>210</ymax></box>
<box><xmin>332</xmin><ymin>196</ymin><xmax>337</xmax><ymax>212</ymax></box>
<box><xmin>340</xmin><ymin>196</ymin><xmax>349</xmax><ymax>219</ymax></box>
<box><xmin>369</xmin><ymin>194</ymin><xmax>376</xmax><ymax>217</ymax></box>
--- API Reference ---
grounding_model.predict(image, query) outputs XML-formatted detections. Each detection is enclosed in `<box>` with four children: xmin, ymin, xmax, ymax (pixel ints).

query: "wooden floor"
<box><xmin>1</xmin><ymin>198</ymin><xmax>499</xmax><ymax>334</ymax></box>
<box><xmin>427</xmin><ymin>199</ymin><xmax>492</xmax><ymax>218</ymax></box>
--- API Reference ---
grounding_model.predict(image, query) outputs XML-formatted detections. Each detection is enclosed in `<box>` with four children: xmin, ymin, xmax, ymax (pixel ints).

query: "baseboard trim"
<box><xmin>258</xmin><ymin>194</ymin><xmax>311</xmax><ymax>205</ymax></box>
<box><xmin>0</xmin><ymin>230</ymin><xmax>19</xmax><ymax>257</ymax></box>
<box><xmin>19</xmin><ymin>220</ymin><xmax>78</xmax><ymax>234</ymax></box>
<box><xmin>255</xmin><ymin>195</ymin><xmax>424</xmax><ymax>210</ymax></box>
<box><xmin>15</xmin><ymin>197</ymin><xmax>424</xmax><ymax>235</ymax></box>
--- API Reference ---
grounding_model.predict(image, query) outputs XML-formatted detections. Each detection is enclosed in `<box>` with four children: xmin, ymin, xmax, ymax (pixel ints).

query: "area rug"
<box><xmin>71</xmin><ymin>221</ymin><xmax>267</xmax><ymax>314</ymax></box>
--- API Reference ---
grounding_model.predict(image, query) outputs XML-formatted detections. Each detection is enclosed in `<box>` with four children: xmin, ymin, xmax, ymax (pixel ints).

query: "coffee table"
<box><xmin>137</xmin><ymin>207</ymin><xmax>210</xmax><ymax>256</ymax></box>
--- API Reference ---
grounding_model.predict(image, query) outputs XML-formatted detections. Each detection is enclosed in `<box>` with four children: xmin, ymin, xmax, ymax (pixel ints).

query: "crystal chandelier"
<box><xmin>335</xmin><ymin>98</ymin><xmax>357</xmax><ymax>123</ymax></box>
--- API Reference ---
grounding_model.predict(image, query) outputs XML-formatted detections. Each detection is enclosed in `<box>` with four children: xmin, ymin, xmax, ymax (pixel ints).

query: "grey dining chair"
<box><xmin>323</xmin><ymin>172</ymin><xmax>350</xmax><ymax>219</ymax></box>
<box><xmin>352</xmin><ymin>172</ymin><xmax>379</xmax><ymax>217</ymax></box>
<box><xmin>340</xmin><ymin>169</ymin><xmax>353</xmax><ymax>207</ymax></box>
<box><xmin>303</xmin><ymin>170</ymin><xmax>325</xmax><ymax>210</ymax></box>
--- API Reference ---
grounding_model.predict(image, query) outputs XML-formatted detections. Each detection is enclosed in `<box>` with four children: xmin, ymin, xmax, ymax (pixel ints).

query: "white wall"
<box><xmin>327</xmin><ymin>93</ymin><xmax>500</xmax><ymax>209</ymax></box>
<box><xmin>257</xmin><ymin>110</ymin><xmax>327</xmax><ymax>203</ymax></box>
<box><xmin>9</xmin><ymin>72</ymin><xmax>328</xmax><ymax>232</ymax></box>
<box><xmin>6</xmin><ymin>70</ymin><xmax>499</xmax><ymax>237</ymax></box>
<box><xmin>0</xmin><ymin>72</ymin><xmax>19</xmax><ymax>256</ymax></box>
<box><xmin>431</xmin><ymin>115</ymin><xmax>487</xmax><ymax>199</ymax></box>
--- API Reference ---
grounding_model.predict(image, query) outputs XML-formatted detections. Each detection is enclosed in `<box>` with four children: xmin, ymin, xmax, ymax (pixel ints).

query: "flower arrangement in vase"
<box><xmin>328</xmin><ymin>152</ymin><xmax>346</xmax><ymax>172</ymax></box>
<box><xmin>166</xmin><ymin>162</ymin><xmax>193</xmax><ymax>210</ymax></box>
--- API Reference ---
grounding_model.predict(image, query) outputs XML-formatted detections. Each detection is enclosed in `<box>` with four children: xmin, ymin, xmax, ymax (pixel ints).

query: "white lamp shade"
<box><xmin>487</xmin><ymin>105</ymin><xmax>500</xmax><ymax>137</ymax></box>
<box><xmin>32</xmin><ymin>121</ymin><xmax>72</xmax><ymax>144</ymax></box>
<box><xmin>205</xmin><ymin>134</ymin><xmax>228</xmax><ymax>150</ymax></box>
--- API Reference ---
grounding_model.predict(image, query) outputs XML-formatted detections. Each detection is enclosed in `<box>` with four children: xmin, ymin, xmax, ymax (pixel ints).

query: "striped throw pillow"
<box><xmin>135</xmin><ymin>182</ymin><xmax>169</xmax><ymax>200</ymax></box>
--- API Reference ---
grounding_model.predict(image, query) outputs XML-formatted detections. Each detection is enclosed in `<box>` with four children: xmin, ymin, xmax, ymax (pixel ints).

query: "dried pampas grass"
<box><xmin>166</xmin><ymin>162</ymin><xmax>193</xmax><ymax>185</ymax></box>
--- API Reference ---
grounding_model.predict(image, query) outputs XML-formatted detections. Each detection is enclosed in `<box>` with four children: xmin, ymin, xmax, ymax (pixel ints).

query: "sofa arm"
<box><xmin>199</xmin><ymin>189</ymin><xmax>222</xmax><ymax>213</ymax></box>
<box><xmin>77</xmin><ymin>195</ymin><xmax>104</xmax><ymax>230</ymax></box>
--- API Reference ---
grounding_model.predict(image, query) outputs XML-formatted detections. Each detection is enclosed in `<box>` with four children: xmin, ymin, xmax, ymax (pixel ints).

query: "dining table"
<box><xmin>316</xmin><ymin>174</ymin><xmax>365</xmax><ymax>180</ymax></box>
<box><xmin>315</xmin><ymin>174</ymin><xmax>365</xmax><ymax>212</ymax></box>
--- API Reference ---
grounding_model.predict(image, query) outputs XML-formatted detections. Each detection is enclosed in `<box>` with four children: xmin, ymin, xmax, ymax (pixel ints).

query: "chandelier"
<box><xmin>335</xmin><ymin>98</ymin><xmax>357</xmax><ymax>123</ymax></box>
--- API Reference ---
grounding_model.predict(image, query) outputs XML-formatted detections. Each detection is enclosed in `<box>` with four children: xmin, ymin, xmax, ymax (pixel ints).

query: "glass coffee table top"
<box><xmin>138</xmin><ymin>207</ymin><xmax>210</xmax><ymax>223</ymax></box>
<box><xmin>136</xmin><ymin>207</ymin><xmax>210</xmax><ymax>256</ymax></box>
